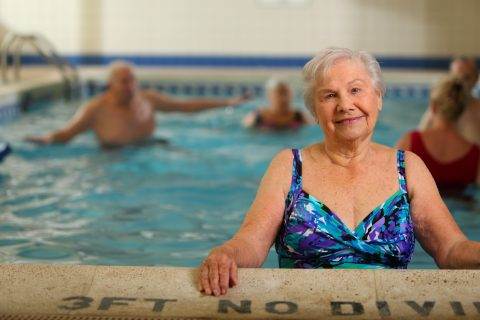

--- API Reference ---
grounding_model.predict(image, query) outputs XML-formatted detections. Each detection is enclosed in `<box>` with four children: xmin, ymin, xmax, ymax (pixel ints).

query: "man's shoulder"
<box><xmin>86</xmin><ymin>93</ymin><xmax>108</xmax><ymax>110</ymax></box>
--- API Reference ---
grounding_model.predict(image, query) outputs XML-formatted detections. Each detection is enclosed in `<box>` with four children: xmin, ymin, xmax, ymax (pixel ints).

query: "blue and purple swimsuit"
<box><xmin>275</xmin><ymin>149</ymin><xmax>415</xmax><ymax>269</ymax></box>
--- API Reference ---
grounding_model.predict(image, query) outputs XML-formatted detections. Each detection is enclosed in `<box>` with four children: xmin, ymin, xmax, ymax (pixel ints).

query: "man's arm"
<box><xmin>25</xmin><ymin>99</ymin><xmax>99</xmax><ymax>144</ymax></box>
<box><xmin>143</xmin><ymin>90</ymin><xmax>250</xmax><ymax>113</ymax></box>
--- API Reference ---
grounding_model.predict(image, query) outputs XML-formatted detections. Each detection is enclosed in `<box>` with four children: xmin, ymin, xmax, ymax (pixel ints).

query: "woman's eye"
<box><xmin>351</xmin><ymin>87</ymin><xmax>361</xmax><ymax>94</ymax></box>
<box><xmin>324</xmin><ymin>93</ymin><xmax>335</xmax><ymax>99</ymax></box>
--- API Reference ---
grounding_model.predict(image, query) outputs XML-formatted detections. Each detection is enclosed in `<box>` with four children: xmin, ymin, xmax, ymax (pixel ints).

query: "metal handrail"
<box><xmin>0</xmin><ymin>32</ymin><xmax>79</xmax><ymax>98</ymax></box>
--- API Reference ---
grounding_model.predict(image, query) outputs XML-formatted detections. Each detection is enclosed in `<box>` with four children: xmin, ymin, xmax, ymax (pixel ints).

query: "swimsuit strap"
<box><xmin>290</xmin><ymin>149</ymin><xmax>303</xmax><ymax>193</ymax></box>
<box><xmin>253</xmin><ymin>111</ymin><xmax>263</xmax><ymax>126</ymax></box>
<box><xmin>294</xmin><ymin>110</ymin><xmax>303</xmax><ymax>122</ymax></box>
<box><xmin>397</xmin><ymin>150</ymin><xmax>408</xmax><ymax>194</ymax></box>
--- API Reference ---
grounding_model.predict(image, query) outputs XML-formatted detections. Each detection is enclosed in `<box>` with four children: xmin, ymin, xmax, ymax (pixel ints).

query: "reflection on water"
<box><xmin>0</xmin><ymin>95</ymin><xmax>479</xmax><ymax>268</ymax></box>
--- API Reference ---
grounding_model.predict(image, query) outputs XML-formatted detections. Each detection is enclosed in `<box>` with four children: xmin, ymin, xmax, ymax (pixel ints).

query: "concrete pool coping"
<box><xmin>0</xmin><ymin>264</ymin><xmax>479</xmax><ymax>319</ymax></box>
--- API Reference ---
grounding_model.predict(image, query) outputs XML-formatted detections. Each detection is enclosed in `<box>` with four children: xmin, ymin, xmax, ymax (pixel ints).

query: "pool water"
<box><xmin>1</xmin><ymin>93</ymin><xmax>479</xmax><ymax>268</ymax></box>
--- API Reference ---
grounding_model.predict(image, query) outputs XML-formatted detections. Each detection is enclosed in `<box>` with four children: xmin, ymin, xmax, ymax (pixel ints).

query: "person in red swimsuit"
<box><xmin>418</xmin><ymin>58</ymin><xmax>480</xmax><ymax>145</ymax></box>
<box><xmin>397</xmin><ymin>76</ymin><xmax>480</xmax><ymax>189</ymax></box>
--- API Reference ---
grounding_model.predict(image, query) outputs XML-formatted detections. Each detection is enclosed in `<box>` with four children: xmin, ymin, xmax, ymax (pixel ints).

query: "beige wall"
<box><xmin>0</xmin><ymin>0</ymin><xmax>479</xmax><ymax>56</ymax></box>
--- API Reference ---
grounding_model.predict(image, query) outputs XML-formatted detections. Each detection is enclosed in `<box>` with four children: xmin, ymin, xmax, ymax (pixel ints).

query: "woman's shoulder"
<box><xmin>264</xmin><ymin>149</ymin><xmax>297</xmax><ymax>194</ymax></box>
<box><xmin>401</xmin><ymin>150</ymin><xmax>431</xmax><ymax>186</ymax></box>
<box><xmin>376</xmin><ymin>145</ymin><xmax>431</xmax><ymax>192</ymax></box>
<box><xmin>370</xmin><ymin>144</ymin><xmax>420</xmax><ymax>170</ymax></box>
<box><xmin>271</xmin><ymin>148</ymin><xmax>295</xmax><ymax>166</ymax></box>
<box><xmin>372</xmin><ymin>143</ymin><xmax>420</xmax><ymax>159</ymax></box>
<box><xmin>269</xmin><ymin>147</ymin><xmax>312</xmax><ymax>172</ymax></box>
<box><xmin>371</xmin><ymin>143</ymin><xmax>399</xmax><ymax>155</ymax></box>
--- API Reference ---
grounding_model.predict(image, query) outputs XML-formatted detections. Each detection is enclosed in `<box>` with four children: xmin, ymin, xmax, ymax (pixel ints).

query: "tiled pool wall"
<box><xmin>2</xmin><ymin>74</ymin><xmax>479</xmax><ymax>123</ymax></box>
<box><xmin>85</xmin><ymin>79</ymin><xmax>435</xmax><ymax>100</ymax></box>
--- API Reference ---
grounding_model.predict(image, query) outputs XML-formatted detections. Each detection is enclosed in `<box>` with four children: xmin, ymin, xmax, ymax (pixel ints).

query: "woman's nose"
<box><xmin>335</xmin><ymin>94</ymin><xmax>355</xmax><ymax>112</ymax></box>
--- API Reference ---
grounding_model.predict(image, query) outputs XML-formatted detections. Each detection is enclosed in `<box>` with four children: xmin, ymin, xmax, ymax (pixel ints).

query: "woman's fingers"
<box><xmin>199</xmin><ymin>250</ymin><xmax>238</xmax><ymax>296</ymax></box>
<box><xmin>229</xmin><ymin>260</ymin><xmax>238</xmax><ymax>287</ymax></box>
<box><xmin>208</xmin><ymin>260</ymin><xmax>221</xmax><ymax>296</ymax></box>
<box><xmin>218</xmin><ymin>260</ymin><xmax>230</xmax><ymax>295</ymax></box>
<box><xmin>200</xmin><ymin>263</ymin><xmax>212</xmax><ymax>295</ymax></box>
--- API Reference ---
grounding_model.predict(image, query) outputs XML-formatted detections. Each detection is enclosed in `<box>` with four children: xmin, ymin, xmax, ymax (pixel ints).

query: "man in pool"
<box><xmin>419</xmin><ymin>57</ymin><xmax>480</xmax><ymax>144</ymax></box>
<box><xmin>26</xmin><ymin>62</ymin><xmax>250</xmax><ymax>148</ymax></box>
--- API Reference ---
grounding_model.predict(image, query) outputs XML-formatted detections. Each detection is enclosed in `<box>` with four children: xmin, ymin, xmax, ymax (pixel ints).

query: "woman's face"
<box><xmin>268</xmin><ymin>84</ymin><xmax>291</xmax><ymax>108</ymax></box>
<box><xmin>313</xmin><ymin>59</ymin><xmax>382</xmax><ymax>142</ymax></box>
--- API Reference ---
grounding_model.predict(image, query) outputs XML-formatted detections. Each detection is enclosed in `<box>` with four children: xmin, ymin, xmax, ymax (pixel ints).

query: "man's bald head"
<box><xmin>107</xmin><ymin>61</ymin><xmax>137</xmax><ymax>102</ymax></box>
<box><xmin>108</xmin><ymin>60</ymin><xmax>135</xmax><ymax>82</ymax></box>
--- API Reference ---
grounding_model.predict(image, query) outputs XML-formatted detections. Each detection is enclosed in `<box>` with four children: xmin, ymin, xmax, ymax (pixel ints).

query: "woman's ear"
<box><xmin>429</xmin><ymin>102</ymin><xmax>437</xmax><ymax>114</ymax></box>
<box><xmin>377</xmin><ymin>95</ymin><xmax>383</xmax><ymax>111</ymax></box>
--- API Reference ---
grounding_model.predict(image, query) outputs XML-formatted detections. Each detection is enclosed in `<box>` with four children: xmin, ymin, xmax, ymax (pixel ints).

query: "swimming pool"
<box><xmin>1</xmin><ymin>86</ymin><xmax>479</xmax><ymax>269</ymax></box>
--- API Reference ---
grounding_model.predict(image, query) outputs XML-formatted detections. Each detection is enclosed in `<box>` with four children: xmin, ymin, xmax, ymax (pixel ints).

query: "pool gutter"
<box><xmin>0</xmin><ymin>264</ymin><xmax>479</xmax><ymax>319</ymax></box>
<box><xmin>0</xmin><ymin>69</ymin><xmax>66</xmax><ymax>121</ymax></box>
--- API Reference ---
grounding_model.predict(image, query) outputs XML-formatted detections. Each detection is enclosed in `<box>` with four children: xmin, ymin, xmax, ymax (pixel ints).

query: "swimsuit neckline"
<box><xmin>299</xmin><ymin>188</ymin><xmax>404</xmax><ymax>236</ymax></box>
<box><xmin>295</xmin><ymin>148</ymin><xmax>406</xmax><ymax>236</ymax></box>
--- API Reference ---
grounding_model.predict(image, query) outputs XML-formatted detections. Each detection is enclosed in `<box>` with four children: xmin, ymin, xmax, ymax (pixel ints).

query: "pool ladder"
<box><xmin>0</xmin><ymin>32</ymin><xmax>80</xmax><ymax>99</ymax></box>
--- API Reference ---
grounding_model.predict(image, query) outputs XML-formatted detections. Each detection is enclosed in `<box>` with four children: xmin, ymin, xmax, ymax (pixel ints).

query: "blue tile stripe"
<box><xmin>85</xmin><ymin>79</ymin><xmax>434</xmax><ymax>100</ymax></box>
<box><xmin>12</xmin><ymin>54</ymin><xmax>480</xmax><ymax>70</ymax></box>
<box><xmin>2</xmin><ymin>79</ymin><xmax>472</xmax><ymax>123</ymax></box>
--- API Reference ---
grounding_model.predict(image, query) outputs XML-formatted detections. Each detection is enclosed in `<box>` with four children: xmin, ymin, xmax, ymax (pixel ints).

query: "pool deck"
<box><xmin>0</xmin><ymin>264</ymin><xmax>479</xmax><ymax>319</ymax></box>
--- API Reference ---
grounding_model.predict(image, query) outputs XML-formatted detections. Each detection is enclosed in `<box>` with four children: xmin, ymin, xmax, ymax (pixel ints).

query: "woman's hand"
<box><xmin>199</xmin><ymin>245</ymin><xmax>238</xmax><ymax>296</ymax></box>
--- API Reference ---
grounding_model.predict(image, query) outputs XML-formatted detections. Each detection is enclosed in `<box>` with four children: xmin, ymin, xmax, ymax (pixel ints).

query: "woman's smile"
<box><xmin>334</xmin><ymin>115</ymin><xmax>365</xmax><ymax>125</ymax></box>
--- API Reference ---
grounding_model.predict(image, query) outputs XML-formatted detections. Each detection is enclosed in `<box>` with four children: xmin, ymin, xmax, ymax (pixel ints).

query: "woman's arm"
<box><xmin>406</xmin><ymin>151</ymin><xmax>480</xmax><ymax>268</ymax></box>
<box><xmin>198</xmin><ymin>149</ymin><xmax>293</xmax><ymax>296</ymax></box>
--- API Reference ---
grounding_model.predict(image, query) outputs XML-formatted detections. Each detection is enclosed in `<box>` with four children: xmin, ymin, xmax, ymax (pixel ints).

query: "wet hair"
<box><xmin>302</xmin><ymin>47</ymin><xmax>386</xmax><ymax>115</ymax></box>
<box><xmin>430</xmin><ymin>76</ymin><xmax>470</xmax><ymax>122</ymax></box>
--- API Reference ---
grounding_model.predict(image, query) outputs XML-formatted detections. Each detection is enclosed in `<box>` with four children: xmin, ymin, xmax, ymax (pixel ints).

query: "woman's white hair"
<box><xmin>265</xmin><ymin>77</ymin><xmax>289</xmax><ymax>91</ymax></box>
<box><xmin>303</xmin><ymin>47</ymin><xmax>386</xmax><ymax>115</ymax></box>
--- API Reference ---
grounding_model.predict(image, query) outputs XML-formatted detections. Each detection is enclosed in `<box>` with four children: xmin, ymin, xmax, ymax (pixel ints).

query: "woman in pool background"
<box><xmin>419</xmin><ymin>57</ymin><xmax>480</xmax><ymax>145</ymax></box>
<box><xmin>243</xmin><ymin>78</ymin><xmax>311</xmax><ymax>130</ymax></box>
<box><xmin>397</xmin><ymin>76</ymin><xmax>480</xmax><ymax>189</ymax></box>
<box><xmin>198</xmin><ymin>47</ymin><xmax>480</xmax><ymax>296</ymax></box>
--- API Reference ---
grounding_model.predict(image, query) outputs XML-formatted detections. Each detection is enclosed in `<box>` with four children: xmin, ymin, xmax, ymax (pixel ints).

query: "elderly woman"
<box><xmin>198</xmin><ymin>47</ymin><xmax>480</xmax><ymax>296</ymax></box>
<box><xmin>243</xmin><ymin>78</ymin><xmax>311</xmax><ymax>130</ymax></box>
